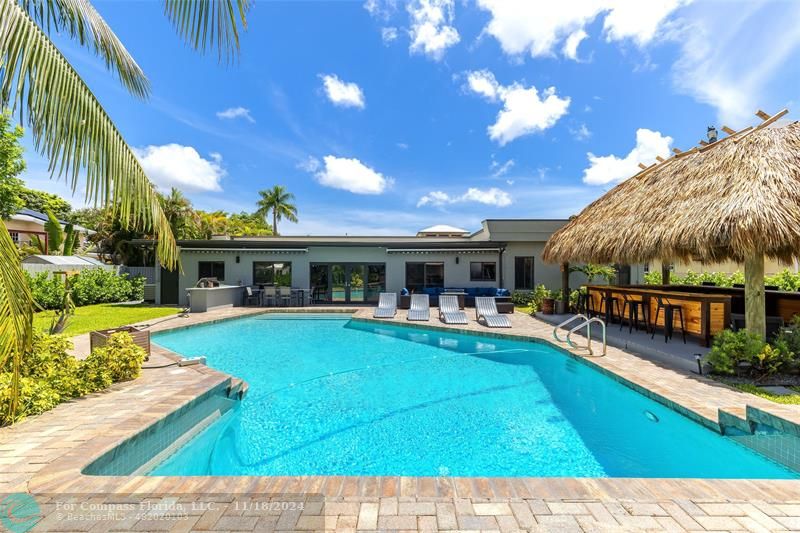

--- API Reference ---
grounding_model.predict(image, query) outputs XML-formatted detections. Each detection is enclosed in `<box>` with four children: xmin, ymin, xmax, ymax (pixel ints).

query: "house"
<box><xmin>6</xmin><ymin>208</ymin><xmax>92</xmax><ymax>253</ymax></box>
<box><xmin>154</xmin><ymin>219</ymin><xmax>586</xmax><ymax>306</ymax></box>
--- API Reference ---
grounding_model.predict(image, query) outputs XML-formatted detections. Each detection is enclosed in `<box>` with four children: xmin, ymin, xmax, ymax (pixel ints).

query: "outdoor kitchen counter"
<box><xmin>586</xmin><ymin>285</ymin><xmax>732</xmax><ymax>346</ymax></box>
<box><xmin>185</xmin><ymin>284</ymin><xmax>243</xmax><ymax>313</ymax></box>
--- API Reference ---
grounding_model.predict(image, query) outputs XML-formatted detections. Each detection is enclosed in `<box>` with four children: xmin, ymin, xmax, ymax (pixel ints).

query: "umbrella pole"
<box><xmin>744</xmin><ymin>254</ymin><xmax>766</xmax><ymax>339</ymax></box>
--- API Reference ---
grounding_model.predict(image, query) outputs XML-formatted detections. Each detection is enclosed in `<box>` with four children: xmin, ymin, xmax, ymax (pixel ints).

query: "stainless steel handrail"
<box><xmin>553</xmin><ymin>314</ymin><xmax>588</xmax><ymax>343</ymax></box>
<box><xmin>566</xmin><ymin>317</ymin><xmax>607</xmax><ymax>356</ymax></box>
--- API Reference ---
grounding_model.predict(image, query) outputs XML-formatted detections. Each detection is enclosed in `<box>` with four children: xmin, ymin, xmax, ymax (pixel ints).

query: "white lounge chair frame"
<box><xmin>407</xmin><ymin>294</ymin><xmax>430</xmax><ymax>321</ymax></box>
<box><xmin>373</xmin><ymin>292</ymin><xmax>397</xmax><ymax>318</ymax></box>
<box><xmin>439</xmin><ymin>294</ymin><xmax>468</xmax><ymax>324</ymax></box>
<box><xmin>475</xmin><ymin>296</ymin><xmax>511</xmax><ymax>328</ymax></box>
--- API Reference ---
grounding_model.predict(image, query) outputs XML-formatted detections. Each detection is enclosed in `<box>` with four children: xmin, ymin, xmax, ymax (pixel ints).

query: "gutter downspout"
<box><xmin>498</xmin><ymin>245</ymin><xmax>506</xmax><ymax>288</ymax></box>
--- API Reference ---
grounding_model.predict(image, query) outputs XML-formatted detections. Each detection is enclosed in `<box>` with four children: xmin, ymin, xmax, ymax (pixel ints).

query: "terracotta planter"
<box><xmin>541</xmin><ymin>298</ymin><xmax>555</xmax><ymax>315</ymax></box>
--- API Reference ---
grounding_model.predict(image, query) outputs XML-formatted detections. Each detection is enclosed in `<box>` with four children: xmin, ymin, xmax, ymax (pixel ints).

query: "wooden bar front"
<box><xmin>586</xmin><ymin>285</ymin><xmax>732</xmax><ymax>346</ymax></box>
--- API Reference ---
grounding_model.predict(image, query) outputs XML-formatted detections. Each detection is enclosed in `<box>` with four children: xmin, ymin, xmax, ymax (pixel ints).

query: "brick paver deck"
<box><xmin>2</xmin><ymin>306</ymin><xmax>800</xmax><ymax>532</ymax></box>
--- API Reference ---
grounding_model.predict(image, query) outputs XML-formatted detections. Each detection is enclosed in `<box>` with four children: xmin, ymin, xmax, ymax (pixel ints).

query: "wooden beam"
<box><xmin>735</xmin><ymin>110</ymin><xmax>788</xmax><ymax>143</ymax></box>
<box><xmin>744</xmin><ymin>254</ymin><xmax>766</xmax><ymax>339</ymax></box>
<box><xmin>655</xmin><ymin>156</ymin><xmax>665</xmax><ymax>162</ymax></box>
<box><xmin>672</xmin><ymin>148</ymin><xmax>682</xmax><ymax>155</ymax></box>
<box><xmin>756</xmin><ymin>110</ymin><xmax>770</xmax><ymax>121</ymax></box>
<box><xmin>699</xmin><ymin>140</ymin><xmax>709</xmax><ymax>146</ymax></box>
<box><xmin>561</xmin><ymin>262</ymin><xmax>570</xmax><ymax>312</ymax></box>
<box><xmin>638</xmin><ymin>163</ymin><xmax>648</xmax><ymax>170</ymax></box>
<box><xmin>722</xmin><ymin>125</ymin><xmax>736</xmax><ymax>135</ymax></box>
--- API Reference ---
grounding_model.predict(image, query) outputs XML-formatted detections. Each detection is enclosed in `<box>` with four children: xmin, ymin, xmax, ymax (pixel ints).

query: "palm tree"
<box><xmin>159</xmin><ymin>187</ymin><xmax>198</xmax><ymax>239</ymax></box>
<box><xmin>256</xmin><ymin>185</ymin><xmax>298</xmax><ymax>236</ymax></box>
<box><xmin>0</xmin><ymin>0</ymin><xmax>249</xmax><ymax>423</ymax></box>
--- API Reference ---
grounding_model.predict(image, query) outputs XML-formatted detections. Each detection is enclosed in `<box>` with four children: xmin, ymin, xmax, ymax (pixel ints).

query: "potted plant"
<box><xmin>541</xmin><ymin>290</ymin><xmax>556</xmax><ymax>315</ymax></box>
<box><xmin>554</xmin><ymin>289</ymin><xmax>567</xmax><ymax>314</ymax></box>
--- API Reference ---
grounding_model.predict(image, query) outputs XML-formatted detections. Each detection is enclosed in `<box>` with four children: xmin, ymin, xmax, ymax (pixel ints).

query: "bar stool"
<box><xmin>619</xmin><ymin>293</ymin><xmax>649</xmax><ymax>334</ymax></box>
<box><xmin>601</xmin><ymin>294</ymin><xmax>622</xmax><ymax>324</ymax></box>
<box><xmin>651</xmin><ymin>296</ymin><xmax>686</xmax><ymax>343</ymax></box>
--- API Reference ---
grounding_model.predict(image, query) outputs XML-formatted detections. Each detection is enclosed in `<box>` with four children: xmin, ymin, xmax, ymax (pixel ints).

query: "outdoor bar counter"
<box><xmin>586</xmin><ymin>285</ymin><xmax>732</xmax><ymax>346</ymax></box>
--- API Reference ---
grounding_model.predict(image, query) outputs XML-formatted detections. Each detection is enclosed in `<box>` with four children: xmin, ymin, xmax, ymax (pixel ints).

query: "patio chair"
<box><xmin>263</xmin><ymin>286</ymin><xmax>277</xmax><ymax>307</ymax></box>
<box><xmin>439</xmin><ymin>294</ymin><xmax>467</xmax><ymax>324</ymax></box>
<box><xmin>475</xmin><ymin>297</ymin><xmax>511</xmax><ymax>328</ymax></box>
<box><xmin>373</xmin><ymin>292</ymin><xmax>397</xmax><ymax>318</ymax></box>
<box><xmin>244</xmin><ymin>286</ymin><xmax>260</xmax><ymax>306</ymax></box>
<box><xmin>278</xmin><ymin>286</ymin><xmax>293</xmax><ymax>306</ymax></box>
<box><xmin>407</xmin><ymin>294</ymin><xmax>430</xmax><ymax>321</ymax></box>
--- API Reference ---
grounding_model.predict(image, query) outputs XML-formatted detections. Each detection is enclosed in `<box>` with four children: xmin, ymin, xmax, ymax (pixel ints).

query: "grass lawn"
<box><xmin>514</xmin><ymin>304</ymin><xmax>534</xmax><ymax>315</ymax></box>
<box><xmin>34</xmin><ymin>303</ymin><xmax>183</xmax><ymax>336</ymax></box>
<box><xmin>730</xmin><ymin>382</ymin><xmax>800</xmax><ymax>405</ymax></box>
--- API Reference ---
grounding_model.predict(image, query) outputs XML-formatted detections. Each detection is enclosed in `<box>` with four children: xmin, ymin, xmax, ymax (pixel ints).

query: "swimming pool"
<box><xmin>146</xmin><ymin>314</ymin><xmax>796</xmax><ymax>478</ymax></box>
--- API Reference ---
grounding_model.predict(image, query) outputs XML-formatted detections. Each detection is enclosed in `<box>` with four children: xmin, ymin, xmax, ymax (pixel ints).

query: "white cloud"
<box><xmin>490</xmin><ymin>159</ymin><xmax>515</xmax><ymax>178</ymax></box>
<box><xmin>417</xmin><ymin>187</ymin><xmax>512</xmax><ymax>208</ymax></box>
<box><xmin>381</xmin><ymin>26</ymin><xmax>399</xmax><ymax>44</ymax></box>
<box><xmin>314</xmin><ymin>156</ymin><xmax>393</xmax><ymax>195</ymax></box>
<box><xmin>476</xmin><ymin>0</ymin><xmax>685</xmax><ymax>60</ymax></box>
<box><xmin>669</xmin><ymin>1</ymin><xmax>800</xmax><ymax>126</ymax></box>
<box><xmin>465</xmin><ymin>70</ymin><xmax>570</xmax><ymax>145</ymax></box>
<box><xmin>562</xmin><ymin>29</ymin><xmax>587</xmax><ymax>60</ymax></box>
<box><xmin>570</xmin><ymin>123</ymin><xmax>592</xmax><ymax>141</ymax></box>
<box><xmin>396</xmin><ymin>142</ymin><xmax>409</xmax><ymax>150</ymax></box>
<box><xmin>408</xmin><ymin>0</ymin><xmax>460</xmax><ymax>60</ymax></box>
<box><xmin>216</xmin><ymin>107</ymin><xmax>255</xmax><ymax>123</ymax></box>
<box><xmin>364</xmin><ymin>0</ymin><xmax>397</xmax><ymax>20</ymax></box>
<box><xmin>135</xmin><ymin>144</ymin><xmax>225</xmax><ymax>192</ymax></box>
<box><xmin>297</xmin><ymin>156</ymin><xmax>320</xmax><ymax>173</ymax></box>
<box><xmin>319</xmin><ymin>74</ymin><xmax>366</xmax><ymax>109</ymax></box>
<box><xmin>582</xmin><ymin>128</ymin><xmax>672</xmax><ymax>185</ymax></box>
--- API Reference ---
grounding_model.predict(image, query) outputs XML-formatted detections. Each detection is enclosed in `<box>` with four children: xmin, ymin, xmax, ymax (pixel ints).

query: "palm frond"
<box><xmin>0</xmin><ymin>0</ymin><xmax>178</xmax><ymax>269</ymax></box>
<box><xmin>0</xmin><ymin>221</ymin><xmax>34</xmax><ymax>424</ymax></box>
<box><xmin>21</xmin><ymin>0</ymin><xmax>150</xmax><ymax>98</ymax></box>
<box><xmin>163</xmin><ymin>0</ymin><xmax>250</xmax><ymax>63</ymax></box>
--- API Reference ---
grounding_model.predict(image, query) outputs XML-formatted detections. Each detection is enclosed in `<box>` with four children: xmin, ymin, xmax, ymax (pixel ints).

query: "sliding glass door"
<box><xmin>311</xmin><ymin>263</ymin><xmax>384</xmax><ymax>303</ymax></box>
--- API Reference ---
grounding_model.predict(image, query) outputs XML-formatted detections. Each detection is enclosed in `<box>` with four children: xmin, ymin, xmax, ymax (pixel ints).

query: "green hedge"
<box><xmin>0</xmin><ymin>331</ymin><xmax>146</xmax><ymax>425</ymax></box>
<box><xmin>644</xmin><ymin>268</ymin><xmax>800</xmax><ymax>291</ymax></box>
<box><xmin>27</xmin><ymin>268</ymin><xmax>145</xmax><ymax>310</ymax></box>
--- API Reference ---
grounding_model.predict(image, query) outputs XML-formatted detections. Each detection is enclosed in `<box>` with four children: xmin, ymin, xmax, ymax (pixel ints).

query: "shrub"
<box><xmin>511</xmin><ymin>290</ymin><xmax>535</xmax><ymax>307</ymax></box>
<box><xmin>87</xmin><ymin>332</ymin><xmax>146</xmax><ymax>382</ymax></box>
<box><xmin>704</xmin><ymin>329</ymin><xmax>766</xmax><ymax>375</ymax></box>
<box><xmin>27</xmin><ymin>268</ymin><xmax>145</xmax><ymax>310</ymax></box>
<box><xmin>643</xmin><ymin>271</ymin><xmax>662</xmax><ymax>285</ymax></box>
<box><xmin>705</xmin><ymin>329</ymin><xmax>796</xmax><ymax>378</ymax></box>
<box><xmin>1</xmin><ymin>331</ymin><xmax>147</xmax><ymax>425</ymax></box>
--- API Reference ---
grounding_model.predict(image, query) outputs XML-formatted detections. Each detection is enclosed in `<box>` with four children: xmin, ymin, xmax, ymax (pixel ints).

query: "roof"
<box><xmin>21</xmin><ymin>255</ymin><xmax>106</xmax><ymax>266</ymax></box>
<box><xmin>10</xmin><ymin>208</ymin><xmax>94</xmax><ymax>234</ymax></box>
<box><xmin>543</xmin><ymin>110</ymin><xmax>800</xmax><ymax>264</ymax></box>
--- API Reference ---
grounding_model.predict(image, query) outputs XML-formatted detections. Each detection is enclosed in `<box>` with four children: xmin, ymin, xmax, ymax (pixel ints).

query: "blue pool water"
<box><xmin>150</xmin><ymin>315</ymin><xmax>796</xmax><ymax>478</ymax></box>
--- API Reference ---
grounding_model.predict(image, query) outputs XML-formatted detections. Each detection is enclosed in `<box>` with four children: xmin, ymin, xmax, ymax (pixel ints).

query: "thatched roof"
<box><xmin>543</xmin><ymin>111</ymin><xmax>800</xmax><ymax>265</ymax></box>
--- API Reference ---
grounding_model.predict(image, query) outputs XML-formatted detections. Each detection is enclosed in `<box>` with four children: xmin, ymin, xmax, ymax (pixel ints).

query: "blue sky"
<box><xmin>19</xmin><ymin>0</ymin><xmax>800</xmax><ymax>235</ymax></box>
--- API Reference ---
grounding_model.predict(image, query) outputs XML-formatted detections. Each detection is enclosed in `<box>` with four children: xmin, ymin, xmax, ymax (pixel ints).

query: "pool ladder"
<box><xmin>552</xmin><ymin>314</ymin><xmax>607</xmax><ymax>356</ymax></box>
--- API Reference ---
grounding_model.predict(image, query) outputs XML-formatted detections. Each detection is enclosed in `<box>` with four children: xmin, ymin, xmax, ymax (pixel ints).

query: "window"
<box><xmin>9</xmin><ymin>231</ymin><xmax>19</xmax><ymax>244</ymax></box>
<box><xmin>405</xmin><ymin>262</ymin><xmax>444</xmax><ymax>292</ymax></box>
<box><xmin>253</xmin><ymin>262</ymin><xmax>292</xmax><ymax>286</ymax></box>
<box><xmin>514</xmin><ymin>257</ymin><xmax>534</xmax><ymax>289</ymax></box>
<box><xmin>470</xmin><ymin>262</ymin><xmax>496</xmax><ymax>282</ymax></box>
<box><xmin>198</xmin><ymin>261</ymin><xmax>225</xmax><ymax>281</ymax></box>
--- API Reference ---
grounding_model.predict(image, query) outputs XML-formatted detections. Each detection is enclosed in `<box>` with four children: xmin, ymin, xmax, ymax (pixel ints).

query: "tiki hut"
<box><xmin>543</xmin><ymin>109</ymin><xmax>800</xmax><ymax>339</ymax></box>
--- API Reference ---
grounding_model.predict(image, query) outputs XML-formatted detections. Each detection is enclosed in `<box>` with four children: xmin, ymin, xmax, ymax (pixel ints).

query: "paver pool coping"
<box><xmin>15</xmin><ymin>307</ymin><xmax>800</xmax><ymax>504</ymax></box>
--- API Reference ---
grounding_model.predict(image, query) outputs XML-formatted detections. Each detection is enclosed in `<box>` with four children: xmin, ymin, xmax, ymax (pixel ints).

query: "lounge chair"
<box><xmin>373</xmin><ymin>292</ymin><xmax>397</xmax><ymax>318</ymax></box>
<box><xmin>475</xmin><ymin>297</ymin><xmax>511</xmax><ymax>328</ymax></box>
<box><xmin>439</xmin><ymin>294</ymin><xmax>467</xmax><ymax>324</ymax></box>
<box><xmin>407</xmin><ymin>294</ymin><xmax>430</xmax><ymax>321</ymax></box>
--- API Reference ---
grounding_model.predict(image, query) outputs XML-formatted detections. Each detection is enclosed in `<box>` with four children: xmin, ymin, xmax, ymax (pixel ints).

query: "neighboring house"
<box><xmin>154</xmin><ymin>219</ymin><xmax>588</xmax><ymax>306</ymax></box>
<box><xmin>5</xmin><ymin>208</ymin><xmax>93</xmax><ymax>253</ymax></box>
<box><xmin>646</xmin><ymin>258</ymin><xmax>796</xmax><ymax>279</ymax></box>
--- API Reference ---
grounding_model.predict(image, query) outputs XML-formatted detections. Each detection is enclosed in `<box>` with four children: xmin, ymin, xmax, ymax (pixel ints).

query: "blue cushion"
<box><xmin>465</xmin><ymin>288</ymin><xmax>479</xmax><ymax>296</ymax></box>
<box><xmin>401</xmin><ymin>288</ymin><xmax>409</xmax><ymax>296</ymax></box>
<box><xmin>496</xmin><ymin>288</ymin><xmax>510</xmax><ymax>296</ymax></box>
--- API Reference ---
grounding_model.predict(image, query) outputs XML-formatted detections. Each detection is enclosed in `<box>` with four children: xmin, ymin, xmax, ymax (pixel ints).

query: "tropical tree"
<box><xmin>29</xmin><ymin>209</ymin><xmax>77</xmax><ymax>255</ymax></box>
<box><xmin>256</xmin><ymin>185</ymin><xmax>298</xmax><ymax>236</ymax></box>
<box><xmin>159</xmin><ymin>187</ymin><xmax>198</xmax><ymax>239</ymax></box>
<box><xmin>0</xmin><ymin>0</ymin><xmax>249</xmax><ymax>423</ymax></box>
<box><xmin>0</xmin><ymin>109</ymin><xmax>25</xmax><ymax>219</ymax></box>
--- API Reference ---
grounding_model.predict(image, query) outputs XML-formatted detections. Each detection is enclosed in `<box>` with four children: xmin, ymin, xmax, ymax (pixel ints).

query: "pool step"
<box><xmin>226</xmin><ymin>378</ymin><xmax>249</xmax><ymax>400</ymax></box>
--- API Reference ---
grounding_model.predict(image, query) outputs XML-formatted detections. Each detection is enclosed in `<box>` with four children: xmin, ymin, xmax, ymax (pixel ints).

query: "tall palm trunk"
<box><xmin>273</xmin><ymin>211</ymin><xmax>278</xmax><ymax>236</ymax></box>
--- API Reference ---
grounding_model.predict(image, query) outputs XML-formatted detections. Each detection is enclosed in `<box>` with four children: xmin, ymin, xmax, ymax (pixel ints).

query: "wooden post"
<box><xmin>661</xmin><ymin>262</ymin><xmax>671</xmax><ymax>285</ymax></box>
<box><xmin>561</xmin><ymin>262</ymin><xmax>570</xmax><ymax>311</ymax></box>
<box><xmin>744</xmin><ymin>254</ymin><xmax>766</xmax><ymax>339</ymax></box>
